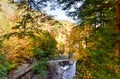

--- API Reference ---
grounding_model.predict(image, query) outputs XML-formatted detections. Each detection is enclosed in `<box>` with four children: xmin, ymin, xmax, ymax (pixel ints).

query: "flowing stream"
<box><xmin>61</xmin><ymin>61</ymin><xmax>77</xmax><ymax>79</ymax></box>
<box><xmin>48</xmin><ymin>60</ymin><xmax>77</xmax><ymax>79</ymax></box>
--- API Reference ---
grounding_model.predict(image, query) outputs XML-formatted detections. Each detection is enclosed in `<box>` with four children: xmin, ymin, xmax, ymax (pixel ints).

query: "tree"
<box><xmin>2</xmin><ymin>0</ymin><xmax>120</xmax><ymax>78</ymax></box>
<box><xmin>53</xmin><ymin>0</ymin><xmax>119</xmax><ymax>78</ymax></box>
<box><xmin>1</xmin><ymin>0</ymin><xmax>79</xmax><ymax>77</ymax></box>
<box><xmin>11</xmin><ymin>0</ymin><xmax>116</xmax><ymax>26</ymax></box>
<box><xmin>1</xmin><ymin>0</ymin><xmax>58</xmax><ymax>61</ymax></box>
<box><xmin>116</xmin><ymin>0</ymin><xmax>120</xmax><ymax>57</ymax></box>
<box><xmin>0</xmin><ymin>53</ymin><xmax>10</xmax><ymax>79</ymax></box>
<box><xmin>56</xmin><ymin>0</ymin><xmax>116</xmax><ymax>26</ymax></box>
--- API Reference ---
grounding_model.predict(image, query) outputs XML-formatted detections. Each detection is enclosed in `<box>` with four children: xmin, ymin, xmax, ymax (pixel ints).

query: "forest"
<box><xmin>0</xmin><ymin>0</ymin><xmax>120</xmax><ymax>79</ymax></box>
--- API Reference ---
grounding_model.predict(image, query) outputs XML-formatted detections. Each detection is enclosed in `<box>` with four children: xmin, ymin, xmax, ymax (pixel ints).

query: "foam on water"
<box><xmin>62</xmin><ymin>61</ymin><xmax>77</xmax><ymax>79</ymax></box>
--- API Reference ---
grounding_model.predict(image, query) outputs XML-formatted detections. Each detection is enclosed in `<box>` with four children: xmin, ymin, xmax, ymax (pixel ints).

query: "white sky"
<box><xmin>42</xmin><ymin>6</ymin><xmax>75</xmax><ymax>23</ymax></box>
<box><xmin>14</xmin><ymin>0</ymin><xmax>75</xmax><ymax>23</ymax></box>
<box><xmin>42</xmin><ymin>1</ymin><xmax>82</xmax><ymax>23</ymax></box>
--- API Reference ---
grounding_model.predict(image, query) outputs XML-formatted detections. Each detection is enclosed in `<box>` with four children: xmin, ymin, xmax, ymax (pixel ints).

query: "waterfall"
<box><xmin>47</xmin><ymin>60</ymin><xmax>77</xmax><ymax>79</ymax></box>
<box><xmin>61</xmin><ymin>61</ymin><xmax>77</xmax><ymax>79</ymax></box>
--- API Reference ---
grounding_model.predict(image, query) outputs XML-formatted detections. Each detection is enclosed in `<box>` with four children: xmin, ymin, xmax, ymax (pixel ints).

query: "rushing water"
<box><xmin>61</xmin><ymin>61</ymin><xmax>77</xmax><ymax>79</ymax></box>
<box><xmin>47</xmin><ymin>60</ymin><xmax>77</xmax><ymax>79</ymax></box>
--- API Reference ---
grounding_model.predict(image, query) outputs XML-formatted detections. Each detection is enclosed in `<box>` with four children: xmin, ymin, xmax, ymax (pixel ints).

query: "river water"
<box><xmin>61</xmin><ymin>61</ymin><xmax>77</xmax><ymax>79</ymax></box>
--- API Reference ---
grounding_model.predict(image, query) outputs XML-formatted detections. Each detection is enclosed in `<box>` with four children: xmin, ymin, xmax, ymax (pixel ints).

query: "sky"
<box><xmin>41</xmin><ymin>1</ymin><xmax>81</xmax><ymax>23</ymax></box>
<box><xmin>13</xmin><ymin>0</ymin><xmax>75</xmax><ymax>23</ymax></box>
<box><xmin>42</xmin><ymin>6</ymin><xmax>75</xmax><ymax>23</ymax></box>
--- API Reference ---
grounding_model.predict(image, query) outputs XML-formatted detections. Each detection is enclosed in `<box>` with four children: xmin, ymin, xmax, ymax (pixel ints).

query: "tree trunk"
<box><xmin>116</xmin><ymin>0</ymin><xmax>120</xmax><ymax>57</ymax></box>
